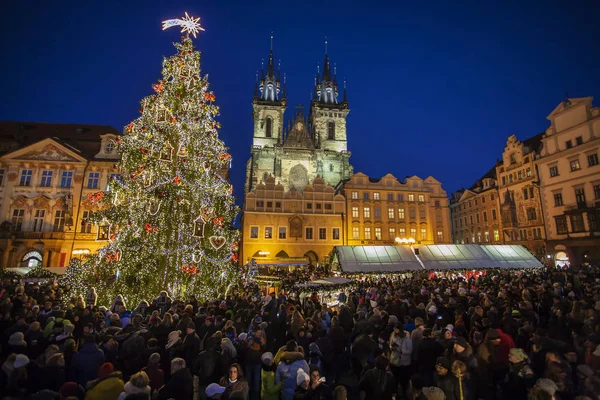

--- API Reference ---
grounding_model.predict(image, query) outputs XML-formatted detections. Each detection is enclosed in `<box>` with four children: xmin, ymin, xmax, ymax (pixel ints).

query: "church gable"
<box><xmin>3</xmin><ymin>138</ymin><xmax>86</xmax><ymax>163</ymax></box>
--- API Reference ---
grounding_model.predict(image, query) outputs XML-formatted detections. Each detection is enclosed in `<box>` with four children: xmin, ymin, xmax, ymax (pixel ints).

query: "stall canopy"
<box><xmin>333</xmin><ymin>246</ymin><xmax>423</xmax><ymax>273</ymax></box>
<box><xmin>254</xmin><ymin>257</ymin><xmax>309</xmax><ymax>268</ymax></box>
<box><xmin>295</xmin><ymin>277</ymin><xmax>353</xmax><ymax>289</ymax></box>
<box><xmin>417</xmin><ymin>244</ymin><xmax>544</xmax><ymax>270</ymax></box>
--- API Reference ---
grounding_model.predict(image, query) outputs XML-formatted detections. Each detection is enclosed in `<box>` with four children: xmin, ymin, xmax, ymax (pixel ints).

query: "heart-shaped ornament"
<box><xmin>209</xmin><ymin>236</ymin><xmax>226</xmax><ymax>250</ymax></box>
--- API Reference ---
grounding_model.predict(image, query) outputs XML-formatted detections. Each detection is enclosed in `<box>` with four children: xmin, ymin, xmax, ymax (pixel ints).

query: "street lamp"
<box><xmin>395</xmin><ymin>238</ymin><xmax>416</xmax><ymax>245</ymax></box>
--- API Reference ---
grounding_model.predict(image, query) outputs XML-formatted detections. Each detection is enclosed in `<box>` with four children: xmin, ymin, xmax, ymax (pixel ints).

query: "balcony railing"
<box><xmin>0</xmin><ymin>231</ymin><xmax>66</xmax><ymax>240</ymax></box>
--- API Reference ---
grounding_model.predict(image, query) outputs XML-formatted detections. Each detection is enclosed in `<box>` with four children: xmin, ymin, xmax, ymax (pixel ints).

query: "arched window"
<box><xmin>265</xmin><ymin>117</ymin><xmax>273</xmax><ymax>138</ymax></box>
<box><xmin>327</xmin><ymin>121</ymin><xmax>335</xmax><ymax>140</ymax></box>
<box><xmin>22</xmin><ymin>251</ymin><xmax>43</xmax><ymax>268</ymax></box>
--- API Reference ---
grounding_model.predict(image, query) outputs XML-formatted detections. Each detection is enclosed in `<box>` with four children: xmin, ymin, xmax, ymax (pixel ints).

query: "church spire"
<box><xmin>313</xmin><ymin>37</ymin><xmax>341</xmax><ymax>106</ymax></box>
<box><xmin>256</xmin><ymin>32</ymin><xmax>282</xmax><ymax>103</ymax></box>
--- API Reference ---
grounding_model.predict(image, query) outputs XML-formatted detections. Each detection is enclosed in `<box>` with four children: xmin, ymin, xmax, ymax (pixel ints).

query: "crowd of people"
<box><xmin>1</xmin><ymin>264</ymin><xmax>600</xmax><ymax>400</ymax></box>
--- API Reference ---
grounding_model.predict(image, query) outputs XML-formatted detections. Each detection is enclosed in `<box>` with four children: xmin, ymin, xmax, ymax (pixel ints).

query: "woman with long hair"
<box><xmin>219</xmin><ymin>363</ymin><xmax>249</xmax><ymax>400</ymax></box>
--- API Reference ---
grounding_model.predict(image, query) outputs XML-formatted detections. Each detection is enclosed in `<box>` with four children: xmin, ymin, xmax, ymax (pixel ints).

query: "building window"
<box><xmin>105</xmin><ymin>141</ymin><xmax>115</xmax><ymax>154</ymax></box>
<box><xmin>491</xmin><ymin>194</ymin><xmax>495</xmax><ymax>201</ymax></box>
<box><xmin>399</xmin><ymin>228</ymin><xmax>406</xmax><ymax>238</ymax></box>
<box><xmin>397</xmin><ymin>194</ymin><xmax>404</xmax><ymax>201</ymax></box>
<box><xmin>589</xmin><ymin>211</ymin><xmax>600</xmax><ymax>232</ymax></box>
<box><xmin>566</xmin><ymin>140</ymin><xmax>573</xmax><ymax>149</ymax></box>
<box><xmin>11</xmin><ymin>209</ymin><xmax>25</xmax><ymax>231</ymax></box>
<box><xmin>374</xmin><ymin>207</ymin><xmax>381</xmax><ymax>219</ymax></box>
<box><xmin>265</xmin><ymin>117</ymin><xmax>272</xmax><ymax>138</ymax></box>
<box><xmin>555</xmin><ymin>215</ymin><xmax>568</xmax><ymax>234</ymax></box>
<box><xmin>518</xmin><ymin>171</ymin><xmax>522</xmax><ymax>180</ymax></box>
<box><xmin>60</xmin><ymin>171</ymin><xmax>73</xmax><ymax>188</ymax></box>
<box><xmin>594</xmin><ymin>184</ymin><xmax>600</xmax><ymax>200</ymax></box>
<box><xmin>276</xmin><ymin>202</ymin><xmax>281</xmax><ymax>208</ymax></box>
<box><xmin>523</xmin><ymin>188</ymin><xmax>529</xmax><ymax>200</ymax></box>
<box><xmin>484</xmin><ymin>231</ymin><xmax>490</xmax><ymax>242</ymax></box>
<box><xmin>468</xmin><ymin>201</ymin><xmax>472</xmax><ymax>208</ymax></box>
<box><xmin>81</xmin><ymin>211</ymin><xmax>93</xmax><ymax>233</ymax></box>
<box><xmin>375</xmin><ymin>227</ymin><xmax>382</xmax><ymax>240</ymax></box>
<box><xmin>373</xmin><ymin>192</ymin><xmax>380</xmax><ymax>200</ymax></box>
<box><xmin>364</xmin><ymin>227</ymin><xmax>371</xmax><ymax>240</ymax></box>
<box><xmin>324</xmin><ymin>203</ymin><xmax>332</xmax><ymax>210</ymax></box>
<box><xmin>554</xmin><ymin>193</ymin><xmax>563</xmax><ymax>206</ymax></box>
<box><xmin>329</xmin><ymin>164</ymin><xmax>334</xmax><ymax>172</ymax></box>
<box><xmin>476</xmin><ymin>213</ymin><xmax>480</xmax><ymax>224</ymax></box>
<box><xmin>351</xmin><ymin>191</ymin><xmax>358</xmax><ymax>200</ymax></box>
<box><xmin>482</xmin><ymin>196</ymin><xmax>486</xmax><ymax>204</ymax></box>
<box><xmin>492</xmin><ymin>209</ymin><xmax>497</xmax><ymax>220</ymax></box>
<box><xmin>332</xmin><ymin>228</ymin><xmax>340</xmax><ymax>240</ymax></box>
<box><xmin>20</xmin><ymin>169</ymin><xmax>32</xmax><ymax>186</ymax></box>
<box><xmin>363</xmin><ymin>207</ymin><xmax>371</xmax><ymax>218</ymax></box>
<box><xmin>316</xmin><ymin>203</ymin><xmax>322</xmax><ymax>210</ymax></box>
<box><xmin>264</xmin><ymin>227</ymin><xmax>273</xmax><ymax>239</ymax></box>
<box><xmin>389</xmin><ymin>228</ymin><xmax>396</xmax><ymax>239</ymax></box>
<box><xmin>420</xmin><ymin>209</ymin><xmax>426</xmax><ymax>220</ymax></box>
<box><xmin>0</xmin><ymin>169</ymin><xmax>4</xmax><ymax>186</ymax></box>
<box><xmin>33</xmin><ymin>209</ymin><xmax>46</xmax><ymax>232</ymax></box>
<box><xmin>420</xmin><ymin>228</ymin><xmax>427</xmax><ymax>240</ymax></box>
<box><xmin>476</xmin><ymin>232</ymin><xmax>481</xmax><ymax>243</ymax></box>
<box><xmin>306</xmin><ymin>227</ymin><xmax>314</xmax><ymax>240</ymax></box>
<box><xmin>40</xmin><ymin>170</ymin><xmax>53</xmax><ymax>187</ymax></box>
<box><xmin>306</xmin><ymin>203</ymin><xmax>312</xmax><ymax>209</ymax></box>
<box><xmin>418</xmin><ymin>194</ymin><xmax>425</xmax><ymax>202</ymax></box>
<box><xmin>483</xmin><ymin>211</ymin><xmax>488</xmax><ymax>222</ymax></box>
<box><xmin>526</xmin><ymin>167</ymin><xmax>531</xmax><ymax>177</ymax></box>
<box><xmin>387</xmin><ymin>193</ymin><xmax>394</xmax><ymax>201</ymax></box>
<box><xmin>437</xmin><ymin>231</ymin><xmax>443</xmax><ymax>242</ymax></box>
<box><xmin>502</xmin><ymin>176</ymin><xmax>506</xmax><ymax>185</ymax></box>
<box><xmin>588</xmin><ymin>154</ymin><xmax>599</xmax><ymax>167</ymax></box>
<box><xmin>509</xmin><ymin>174</ymin><xmax>513</xmax><ymax>183</ymax></box>
<box><xmin>352</xmin><ymin>207</ymin><xmax>359</xmax><ymax>218</ymax></box>
<box><xmin>575</xmin><ymin>188</ymin><xmax>586</xmax><ymax>205</ymax></box>
<box><xmin>398</xmin><ymin>208</ymin><xmax>405</xmax><ymax>219</ymax></box>
<box><xmin>319</xmin><ymin>228</ymin><xmax>327</xmax><ymax>240</ymax></box>
<box><xmin>266</xmin><ymin>201</ymin><xmax>273</xmax><ymax>208</ymax></box>
<box><xmin>527</xmin><ymin>208</ymin><xmax>537</xmax><ymax>220</ymax></box>
<box><xmin>363</xmin><ymin>192</ymin><xmax>369</xmax><ymax>200</ymax></box>
<box><xmin>256</xmin><ymin>201</ymin><xmax>264</xmax><ymax>207</ymax></box>
<box><xmin>570</xmin><ymin>214</ymin><xmax>585</xmax><ymax>233</ymax></box>
<box><xmin>493</xmin><ymin>230</ymin><xmax>500</xmax><ymax>241</ymax></box>
<box><xmin>53</xmin><ymin>210</ymin><xmax>66</xmax><ymax>232</ymax></box>
<box><xmin>410</xmin><ymin>228</ymin><xmax>417</xmax><ymax>239</ymax></box>
<box><xmin>570</xmin><ymin>159</ymin><xmax>581</xmax><ymax>172</ymax></box>
<box><xmin>510</xmin><ymin>153</ymin><xmax>516</xmax><ymax>164</ymax></box>
<box><xmin>549</xmin><ymin>166</ymin><xmax>559</xmax><ymax>177</ymax></box>
<box><xmin>327</xmin><ymin>121</ymin><xmax>335</xmax><ymax>140</ymax></box>
<box><xmin>87</xmin><ymin>172</ymin><xmax>99</xmax><ymax>189</ymax></box>
<box><xmin>408</xmin><ymin>194</ymin><xmax>414</xmax><ymax>202</ymax></box>
<box><xmin>435</xmin><ymin>200</ymin><xmax>440</xmax><ymax>207</ymax></box>
<box><xmin>576</xmin><ymin>136</ymin><xmax>583</xmax><ymax>145</ymax></box>
<box><xmin>469</xmin><ymin>216</ymin><xmax>473</xmax><ymax>225</ymax></box>
<box><xmin>278</xmin><ymin>227</ymin><xmax>287</xmax><ymax>239</ymax></box>
<box><xmin>352</xmin><ymin>227</ymin><xmax>359</xmax><ymax>240</ymax></box>
<box><xmin>529</xmin><ymin>187</ymin><xmax>534</xmax><ymax>198</ymax></box>
<box><xmin>388</xmin><ymin>208</ymin><xmax>395</xmax><ymax>219</ymax></box>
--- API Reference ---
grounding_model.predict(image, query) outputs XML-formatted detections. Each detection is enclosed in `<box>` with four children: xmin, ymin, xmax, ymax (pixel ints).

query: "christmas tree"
<box><xmin>66</xmin><ymin>14</ymin><xmax>240</xmax><ymax>306</ymax></box>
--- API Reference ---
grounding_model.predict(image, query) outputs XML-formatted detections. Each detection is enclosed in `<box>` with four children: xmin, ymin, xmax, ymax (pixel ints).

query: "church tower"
<box><xmin>309</xmin><ymin>46</ymin><xmax>349</xmax><ymax>153</ymax></box>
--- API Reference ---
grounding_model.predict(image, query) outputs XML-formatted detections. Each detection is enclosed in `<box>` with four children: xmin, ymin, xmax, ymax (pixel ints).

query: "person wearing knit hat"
<box><xmin>261</xmin><ymin>352</ymin><xmax>274</xmax><ymax>365</ymax></box>
<box><xmin>206</xmin><ymin>383</ymin><xmax>226</xmax><ymax>399</ymax></box>
<box><xmin>296</xmin><ymin>370</ymin><xmax>310</xmax><ymax>389</ymax></box>
<box><xmin>422</xmin><ymin>386</ymin><xmax>446</xmax><ymax>400</ymax></box>
<box><xmin>13</xmin><ymin>354</ymin><xmax>29</xmax><ymax>369</ymax></box>
<box><xmin>59</xmin><ymin>382</ymin><xmax>85</xmax><ymax>399</ymax></box>
<box><xmin>98</xmin><ymin>362</ymin><xmax>115</xmax><ymax>378</ymax></box>
<box><xmin>535</xmin><ymin>378</ymin><xmax>558</xmax><ymax>396</ymax></box>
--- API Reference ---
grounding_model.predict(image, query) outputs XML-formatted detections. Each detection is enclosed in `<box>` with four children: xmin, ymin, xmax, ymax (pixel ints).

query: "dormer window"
<box><xmin>105</xmin><ymin>142</ymin><xmax>115</xmax><ymax>154</ymax></box>
<box><xmin>510</xmin><ymin>153</ymin><xmax>516</xmax><ymax>164</ymax></box>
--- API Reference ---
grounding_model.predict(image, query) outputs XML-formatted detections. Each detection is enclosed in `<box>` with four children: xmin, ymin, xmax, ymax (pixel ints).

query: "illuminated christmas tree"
<box><xmin>66</xmin><ymin>14</ymin><xmax>240</xmax><ymax>305</ymax></box>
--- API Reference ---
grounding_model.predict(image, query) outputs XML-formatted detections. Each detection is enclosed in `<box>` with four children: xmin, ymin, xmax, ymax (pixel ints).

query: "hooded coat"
<box><xmin>275</xmin><ymin>352</ymin><xmax>310</xmax><ymax>400</ymax></box>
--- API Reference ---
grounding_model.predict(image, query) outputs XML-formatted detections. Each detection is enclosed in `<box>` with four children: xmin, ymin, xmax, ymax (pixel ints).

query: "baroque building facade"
<box><xmin>495</xmin><ymin>133</ymin><xmax>547</xmax><ymax>258</ymax></box>
<box><xmin>341</xmin><ymin>173</ymin><xmax>451</xmax><ymax>246</ymax></box>
<box><xmin>535</xmin><ymin>97</ymin><xmax>600</xmax><ymax>266</ymax></box>
<box><xmin>0</xmin><ymin>122</ymin><xmax>121</xmax><ymax>269</ymax></box>
<box><xmin>450</xmin><ymin>168</ymin><xmax>504</xmax><ymax>245</ymax></box>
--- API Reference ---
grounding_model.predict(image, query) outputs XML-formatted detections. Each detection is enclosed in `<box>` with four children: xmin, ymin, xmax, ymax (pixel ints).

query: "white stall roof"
<box><xmin>334</xmin><ymin>246</ymin><xmax>423</xmax><ymax>273</ymax></box>
<box><xmin>418</xmin><ymin>244</ymin><xmax>544</xmax><ymax>270</ymax></box>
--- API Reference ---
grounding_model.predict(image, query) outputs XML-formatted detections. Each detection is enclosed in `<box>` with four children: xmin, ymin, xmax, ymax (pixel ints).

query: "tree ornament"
<box><xmin>209</xmin><ymin>236</ymin><xmax>226</xmax><ymax>250</ymax></box>
<box><xmin>193</xmin><ymin>216</ymin><xmax>206</xmax><ymax>238</ymax></box>
<box><xmin>148</xmin><ymin>199</ymin><xmax>161</xmax><ymax>215</ymax></box>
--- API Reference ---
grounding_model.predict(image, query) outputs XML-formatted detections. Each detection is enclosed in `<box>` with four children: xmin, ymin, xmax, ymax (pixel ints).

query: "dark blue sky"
<box><xmin>3</xmin><ymin>0</ymin><xmax>600</xmax><ymax>201</ymax></box>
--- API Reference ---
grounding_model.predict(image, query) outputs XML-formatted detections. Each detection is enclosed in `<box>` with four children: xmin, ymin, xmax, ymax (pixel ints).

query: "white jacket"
<box><xmin>389</xmin><ymin>331</ymin><xmax>413</xmax><ymax>367</ymax></box>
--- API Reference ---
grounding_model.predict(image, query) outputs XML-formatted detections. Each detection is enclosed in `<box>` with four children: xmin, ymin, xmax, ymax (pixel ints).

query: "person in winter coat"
<box><xmin>276</xmin><ymin>340</ymin><xmax>310</xmax><ymax>400</ymax></box>
<box><xmin>450</xmin><ymin>337</ymin><xmax>478</xmax><ymax>372</ymax></box>
<box><xmin>194</xmin><ymin>337</ymin><xmax>223</xmax><ymax>394</ymax></box>
<box><xmin>416</xmin><ymin>328</ymin><xmax>444</xmax><ymax>385</ymax></box>
<box><xmin>84</xmin><ymin>363</ymin><xmax>125</xmax><ymax>400</ymax></box>
<box><xmin>433</xmin><ymin>357</ymin><xmax>459</xmax><ymax>400</ymax></box>
<box><xmin>182</xmin><ymin>322</ymin><xmax>201</xmax><ymax>369</ymax></box>
<box><xmin>142</xmin><ymin>352</ymin><xmax>164</xmax><ymax>391</ymax></box>
<box><xmin>71</xmin><ymin>334</ymin><xmax>105</xmax><ymax>386</ymax></box>
<box><xmin>261</xmin><ymin>352</ymin><xmax>282</xmax><ymax>400</ymax></box>
<box><xmin>358</xmin><ymin>355</ymin><xmax>397</xmax><ymax>400</ymax></box>
<box><xmin>294</xmin><ymin>366</ymin><xmax>333</xmax><ymax>400</ymax></box>
<box><xmin>159</xmin><ymin>358</ymin><xmax>193</xmax><ymax>400</ymax></box>
<box><xmin>451</xmin><ymin>360</ymin><xmax>472</xmax><ymax>400</ymax></box>
<box><xmin>117</xmin><ymin>371</ymin><xmax>151</xmax><ymax>400</ymax></box>
<box><xmin>219</xmin><ymin>363</ymin><xmax>249</xmax><ymax>400</ymax></box>
<box><xmin>389</xmin><ymin>323</ymin><xmax>413</xmax><ymax>389</ymax></box>
<box><xmin>503</xmin><ymin>348</ymin><xmax>535</xmax><ymax>399</ymax></box>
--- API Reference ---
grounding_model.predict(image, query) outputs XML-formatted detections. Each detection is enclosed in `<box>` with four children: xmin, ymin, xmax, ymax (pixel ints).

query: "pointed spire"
<box><xmin>257</xmin><ymin>33</ymin><xmax>284</xmax><ymax>103</ymax></box>
<box><xmin>282</xmin><ymin>72</ymin><xmax>287</xmax><ymax>99</ymax></box>
<box><xmin>253</xmin><ymin>71</ymin><xmax>259</xmax><ymax>98</ymax></box>
<box><xmin>270</xmin><ymin>31</ymin><xmax>274</xmax><ymax>50</ymax></box>
<box><xmin>343</xmin><ymin>78</ymin><xmax>348</xmax><ymax>104</ymax></box>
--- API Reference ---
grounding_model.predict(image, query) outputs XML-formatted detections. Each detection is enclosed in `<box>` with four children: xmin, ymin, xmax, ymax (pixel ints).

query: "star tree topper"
<box><xmin>162</xmin><ymin>12</ymin><xmax>205</xmax><ymax>38</ymax></box>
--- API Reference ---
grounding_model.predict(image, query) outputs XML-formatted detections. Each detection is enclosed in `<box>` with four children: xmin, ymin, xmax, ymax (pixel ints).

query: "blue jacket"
<box><xmin>71</xmin><ymin>342</ymin><xmax>105</xmax><ymax>386</ymax></box>
<box><xmin>275</xmin><ymin>352</ymin><xmax>309</xmax><ymax>400</ymax></box>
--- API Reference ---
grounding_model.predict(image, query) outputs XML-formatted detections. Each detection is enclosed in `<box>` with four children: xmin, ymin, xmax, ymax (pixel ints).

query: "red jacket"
<box><xmin>495</xmin><ymin>328</ymin><xmax>515</xmax><ymax>365</ymax></box>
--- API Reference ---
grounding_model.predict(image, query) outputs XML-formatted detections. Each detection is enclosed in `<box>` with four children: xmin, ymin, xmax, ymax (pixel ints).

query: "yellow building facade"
<box><xmin>241</xmin><ymin>176</ymin><xmax>345</xmax><ymax>265</ymax></box>
<box><xmin>0</xmin><ymin>122</ymin><xmax>120</xmax><ymax>270</ymax></box>
<box><xmin>341</xmin><ymin>173</ymin><xmax>451</xmax><ymax>246</ymax></box>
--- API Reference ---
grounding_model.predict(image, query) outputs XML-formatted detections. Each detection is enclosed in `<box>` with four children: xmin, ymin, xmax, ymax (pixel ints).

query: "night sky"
<box><xmin>2</xmin><ymin>0</ymin><xmax>600</xmax><ymax>202</ymax></box>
